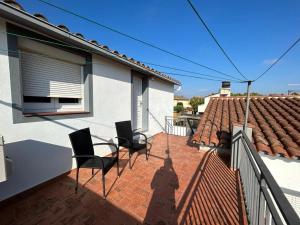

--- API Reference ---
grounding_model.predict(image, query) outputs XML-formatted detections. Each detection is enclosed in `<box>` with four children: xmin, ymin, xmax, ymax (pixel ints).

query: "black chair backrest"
<box><xmin>69</xmin><ymin>128</ymin><xmax>94</xmax><ymax>167</ymax></box>
<box><xmin>115</xmin><ymin>121</ymin><xmax>133</xmax><ymax>147</ymax></box>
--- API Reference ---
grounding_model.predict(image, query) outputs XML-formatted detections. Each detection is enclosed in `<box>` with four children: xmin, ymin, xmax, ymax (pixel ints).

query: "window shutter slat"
<box><xmin>21</xmin><ymin>52</ymin><xmax>82</xmax><ymax>98</ymax></box>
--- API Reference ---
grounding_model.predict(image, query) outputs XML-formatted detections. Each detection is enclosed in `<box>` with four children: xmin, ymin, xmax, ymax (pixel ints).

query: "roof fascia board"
<box><xmin>0</xmin><ymin>2</ymin><xmax>180</xmax><ymax>85</ymax></box>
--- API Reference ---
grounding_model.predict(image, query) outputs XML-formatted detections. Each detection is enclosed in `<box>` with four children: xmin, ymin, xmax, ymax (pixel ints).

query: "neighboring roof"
<box><xmin>193</xmin><ymin>96</ymin><xmax>300</xmax><ymax>159</ymax></box>
<box><xmin>174</xmin><ymin>95</ymin><xmax>189</xmax><ymax>101</ymax></box>
<box><xmin>204</xmin><ymin>93</ymin><xmax>220</xmax><ymax>98</ymax></box>
<box><xmin>0</xmin><ymin>1</ymin><xmax>180</xmax><ymax>85</ymax></box>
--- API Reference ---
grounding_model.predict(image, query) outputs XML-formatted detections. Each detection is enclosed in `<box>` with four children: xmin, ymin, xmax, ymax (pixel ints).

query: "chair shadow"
<box><xmin>0</xmin><ymin>175</ymin><xmax>142</xmax><ymax>225</ymax></box>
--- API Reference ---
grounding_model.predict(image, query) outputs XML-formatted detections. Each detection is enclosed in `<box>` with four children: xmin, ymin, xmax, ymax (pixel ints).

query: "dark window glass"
<box><xmin>23</xmin><ymin>96</ymin><xmax>51</xmax><ymax>103</ymax></box>
<box><xmin>58</xmin><ymin>98</ymin><xmax>79</xmax><ymax>103</ymax></box>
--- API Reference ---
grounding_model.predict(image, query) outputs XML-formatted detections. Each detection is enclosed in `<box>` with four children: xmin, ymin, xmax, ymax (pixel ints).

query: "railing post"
<box><xmin>231</xmin><ymin>140</ymin><xmax>236</xmax><ymax>169</ymax></box>
<box><xmin>165</xmin><ymin>116</ymin><xmax>167</xmax><ymax>134</ymax></box>
<box><xmin>231</xmin><ymin>128</ymin><xmax>241</xmax><ymax>170</ymax></box>
<box><xmin>258</xmin><ymin>178</ymin><xmax>266</xmax><ymax>225</ymax></box>
<box><xmin>0</xmin><ymin>135</ymin><xmax>8</xmax><ymax>182</ymax></box>
<box><xmin>231</xmin><ymin>124</ymin><xmax>253</xmax><ymax>170</ymax></box>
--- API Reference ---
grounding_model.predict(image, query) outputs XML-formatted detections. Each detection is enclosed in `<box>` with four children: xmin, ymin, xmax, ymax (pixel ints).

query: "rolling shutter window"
<box><xmin>21</xmin><ymin>52</ymin><xmax>83</xmax><ymax>98</ymax></box>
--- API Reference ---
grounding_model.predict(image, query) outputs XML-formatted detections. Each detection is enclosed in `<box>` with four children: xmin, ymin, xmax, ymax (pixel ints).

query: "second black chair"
<box><xmin>115</xmin><ymin>121</ymin><xmax>149</xmax><ymax>169</ymax></box>
<box><xmin>69</xmin><ymin>128</ymin><xmax>119</xmax><ymax>199</ymax></box>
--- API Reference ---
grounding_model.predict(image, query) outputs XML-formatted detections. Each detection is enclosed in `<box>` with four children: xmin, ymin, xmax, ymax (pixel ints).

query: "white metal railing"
<box><xmin>231</xmin><ymin>130</ymin><xmax>299</xmax><ymax>225</ymax></box>
<box><xmin>0</xmin><ymin>135</ymin><xmax>7</xmax><ymax>182</ymax></box>
<box><xmin>165</xmin><ymin>116</ymin><xmax>199</xmax><ymax>136</ymax></box>
<box><xmin>282</xmin><ymin>188</ymin><xmax>300</xmax><ymax>217</ymax></box>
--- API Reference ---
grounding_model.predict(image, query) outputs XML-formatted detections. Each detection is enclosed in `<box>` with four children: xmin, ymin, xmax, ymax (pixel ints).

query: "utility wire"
<box><xmin>254</xmin><ymin>36</ymin><xmax>300</xmax><ymax>81</ymax></box>
<box><xmin>36</xmin><ymin>0</ymin><xmax>242</xmax><ymax>80</ymax></box>
<box><xmin>140</xmin><ymin>61</ymin><xmax>242</xmax><ymax>81</ymax></box>
<box><xmin>160</xmin><ymin>71</ymin><xmax>239</xmax><ymax>82</ymax></box>
<box><xmin>0</xmin><ymin>48</ymin><xmax>237</xmax><ymax>83</ymax></box>
<box><xmin>161</xmin><ymin>72</ymin><xmax>240</xmax><ymax>82</ymax></box>
<box><xmin>0</xmin><ymin>32</ymin><xmax>238</xmax><ymax>83</ymax></box>
<box><xmin>186</xmin><ymin>0</ymin><xmax>248</xmax><ymax>80</ymax></box>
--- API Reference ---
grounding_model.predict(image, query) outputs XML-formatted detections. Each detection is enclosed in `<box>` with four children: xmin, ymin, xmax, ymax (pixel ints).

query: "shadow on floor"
<box><xmin>0</xmin><ymin>133</ymin><xmax>247</xmax><ymax>225</ymax></box>
<box><xmin>0</xmin><ymin>174</ymin><xmax>142</xmax><ymax>225</ymax></box>
<box><xmin>143</xmin><ymin>153</ymin><xmax>179</xmax><ymax>225</ymax></box>
<box><xmin>176</xmin><ymin>150</ymin><xmax>246</xmax><ymax>225</ymax></box>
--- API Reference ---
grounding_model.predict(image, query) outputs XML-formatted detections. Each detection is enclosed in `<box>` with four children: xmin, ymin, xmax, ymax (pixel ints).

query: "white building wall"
<box><xmin>0</xmin><ymin>52</ymin><xmax>132</xmax><ymax>201</ymax></box>
<box><xmin>261</xmin><ymin>155</ymin><xmax>300</xmax><ymax>216</ymax></box>
<box><xmin>0</xmin><ymin>18</ymin><xmax>175</xmax><ymax>201</ymax></box>
<box><xmin>198</xmin><ymin>93</ymin><xmax>220</xmax><ymax>113</ymax></box>
<box><xmin>148</xmin><ymin>78</ymin><xmax>174</xmax><ymax>135</ymax></box>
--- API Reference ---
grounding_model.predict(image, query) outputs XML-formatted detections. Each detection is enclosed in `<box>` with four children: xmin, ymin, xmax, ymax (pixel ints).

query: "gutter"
<box><xmin>0</xmin><ymin>2</ymin><xmax>180</xmax><ymax>85</ymax></box>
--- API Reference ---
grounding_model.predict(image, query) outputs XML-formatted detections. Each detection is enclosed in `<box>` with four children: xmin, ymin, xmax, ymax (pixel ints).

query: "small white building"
<box><xmin>0</xmin><ymin>2</ymin><xmax>179</xmax><ymax>201</ymax></box>
<box><xmin>198</xmin><ymin>81</ymin><xmax>231</xmax><ymax>113</ymax></box>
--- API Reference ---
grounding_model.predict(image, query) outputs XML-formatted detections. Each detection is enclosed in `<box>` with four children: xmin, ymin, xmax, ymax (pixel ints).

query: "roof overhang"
<box><xmin>0</xmin><ymin>2</ymin><xmax>180</xmax><ymax>85</ymax></box>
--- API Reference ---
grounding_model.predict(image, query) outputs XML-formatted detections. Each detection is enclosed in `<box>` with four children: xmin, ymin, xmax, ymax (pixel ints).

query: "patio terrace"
<box><xmin>0</xmin><ymin>133</ymin><xmax>247</xmax><ymax>225</ymax></box>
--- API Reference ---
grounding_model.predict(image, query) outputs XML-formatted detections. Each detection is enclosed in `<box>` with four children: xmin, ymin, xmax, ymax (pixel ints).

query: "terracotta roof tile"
<box><xmin>1</xmin><ymin>0</ymin><xmax>180</xmax><ymax>85</ymax></box>
<box><xmin>193</xmin><ymin>97</ymin><xmax>300</xmax><ymax>159</ymax></box>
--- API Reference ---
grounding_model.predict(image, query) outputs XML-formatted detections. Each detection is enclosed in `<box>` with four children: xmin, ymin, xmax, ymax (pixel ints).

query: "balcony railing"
<box><xmin>231</xmin><ymin>130</ymin><xmax>299</xmax><ymax>225</ymax></box>
<box><xmin>165</xmin><ymin>116</ymin><xmax>199</xmax><ymax>136</ymax></box>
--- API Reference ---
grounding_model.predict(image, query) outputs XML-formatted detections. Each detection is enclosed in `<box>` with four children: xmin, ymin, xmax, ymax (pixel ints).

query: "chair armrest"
<box><xmin>133</xmin><ymin>132</ymin><xmax>148</xmax><ymax>143</ymax></box>
<box><xmin>93</xmin><ymin>143</ymin><xmax>118</xmax><ymax>150</ymax></box>
<box><xmin>132</xmin><ymin>128</ymin><xmax>141</xmax><ymax>132</ymax></box>
<box><xmin>93</xmin><ymin>143</ymin><xmax>119</xmax><ymax>158</ymax></box>
<box><xmin>72</xmin><ymin>155</ymin><xmax>98</xmax><ymax>158</ymax></box>
<box><xmin>72</xmin><ymin>155</ymin><xmax>104</xmax><ymax>167</ymax></box>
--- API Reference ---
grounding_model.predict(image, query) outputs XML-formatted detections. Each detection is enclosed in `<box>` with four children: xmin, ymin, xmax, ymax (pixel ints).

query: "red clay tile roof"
<box><xmin>193</xmin><ymin>97</ymin><xmax>300</xmax><ymax>159</ymax></box>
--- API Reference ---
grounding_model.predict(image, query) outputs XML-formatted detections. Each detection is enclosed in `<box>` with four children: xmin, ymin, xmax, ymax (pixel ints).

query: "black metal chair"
<box><xmin>115</xmin><ymin>121</ymin><xmax>149</xmax><ymax>169</ymax></box>
<box><xmin>69</xmin><ymin>128</ymin><xmax>119</xmax><ymax>199</ymax></box>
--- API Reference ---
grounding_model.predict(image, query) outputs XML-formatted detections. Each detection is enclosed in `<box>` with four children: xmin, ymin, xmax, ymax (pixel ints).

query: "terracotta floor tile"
<box><xmin>0</xmin><ymin>133</ymin><xmax>247</xmax><ymax>225</ymax></box>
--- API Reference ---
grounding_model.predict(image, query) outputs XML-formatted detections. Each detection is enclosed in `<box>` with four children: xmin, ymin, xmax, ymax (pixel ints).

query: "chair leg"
<box><xmin>102</xmin><ymin>172</ymin><xmax>106</xmax><ymax>199</ymax></box>
<box><xmin>129</xmin><ymin>153</ymin><xmax>132</xmax><ymax>169</ymax></box>
<box><xmin>92</xmin><ymin>168</ymin><xmax>94</xmax><ymax>176</ymax></box>
<box><xmin>75</xmin><ymin>168</ymin><xmax>79</xmax><ymax>193</ymax></box>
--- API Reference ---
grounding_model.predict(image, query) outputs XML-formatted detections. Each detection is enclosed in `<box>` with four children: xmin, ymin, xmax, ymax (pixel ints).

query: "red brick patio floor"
<box><xmin>0</xmin><ymin>133</ymin><xmax>248</xmax><ymax>225</ymax></box>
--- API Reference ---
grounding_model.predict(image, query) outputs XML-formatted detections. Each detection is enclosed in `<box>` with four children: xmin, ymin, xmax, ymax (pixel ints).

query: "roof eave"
<box><xmin>0</xmin><ymin>2</ymin><xmax>180</xmax><ymax>85</ymax></box>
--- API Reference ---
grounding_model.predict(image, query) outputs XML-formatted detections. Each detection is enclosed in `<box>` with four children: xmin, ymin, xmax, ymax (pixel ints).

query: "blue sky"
<box><xmin>18</xmin><ymin>0</ymin><xmax>300</xmax><ymax>97</ymax></box>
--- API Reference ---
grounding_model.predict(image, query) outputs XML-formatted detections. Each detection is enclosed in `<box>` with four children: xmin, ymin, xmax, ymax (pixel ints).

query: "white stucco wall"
<box><xmin>0</xmin><ymin>40</ymin><xmax>132</xmax><ymax>201</ymax></box>
<box><xmin>198</xmin><ymin>93</ymin><xmax>220</xmax><ymax>113</ymax></box>
<box><xmin>0</xmin><ymin>19</ymin><xmax>172</xmax><ymax>202</ymax></box>
<box><xmin>261</xmin><ymin>155</ymin><xmax>300</xmax><ymax>216</ymax></box>
<box><xmin>148</xmin><ymin>78</ymin><xmax>174</xmax><ymax>135</ymax></box>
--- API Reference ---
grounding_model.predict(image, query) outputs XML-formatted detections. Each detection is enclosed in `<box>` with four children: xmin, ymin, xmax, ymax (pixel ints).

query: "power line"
<box><xmin>160</xmin><ymin>71</ymin><xmax>238</xmax><ymax>82</ymax></box>
<box><xmin>0</xmin><ymin>48</ymin><xmax>236</xmax><ymax>83</ymax></box>
<box><xmin>140</xmin><ymin>61</ymin><xmax>242</xmax><ymax>81</ymax></box>
<box><xmin>36</xmin><ymin>0</ymin><xmax>242</xmax><ymax>80</ymax></box>
<box><xmin>161</xmin><ymin>72</ymin><xmax>240</xmax><ymax>82</ymax></box>
<box><xmin>254</xmin><ymin>36</ymin><xmax>300</xmax><ymax>81</ymax></box>
<box><xmin>2</xmin><ymin>31</ymin><xmax>236</xmax><ymax>82</ymax></box>
<box><xmin>186</xmin><ymin>0</ymin><xmax>248</xmax><ymax>80</ymax></box>
<box><xmin>0</xmin><ymin>32</ymin><xmax>239</xmax><ymax>83</ymax></box>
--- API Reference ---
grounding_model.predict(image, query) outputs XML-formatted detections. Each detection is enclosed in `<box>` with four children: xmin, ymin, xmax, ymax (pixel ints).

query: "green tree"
<box><xmin>189</xmin><ymin>96</ymin><xmax>204</xmax><ymax>113</ymax></box>
<box><xmin>231</xmin><ymin>92</ymin><xmax>262</xmax><ymax>96</ymax></box>
<box><xmin>174</xmin><ymin>103</ymin><xmax>184</xmax><ymax>113</ymax></box>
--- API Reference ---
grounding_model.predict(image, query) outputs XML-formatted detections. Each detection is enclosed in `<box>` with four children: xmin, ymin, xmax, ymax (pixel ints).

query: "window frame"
<box><xmin>19</xmin><ymin>49</ymin><xmax>85</xmax><ymax>114</ymax></box>
<box><xmin>6</xmin><ymin>22</ymin><xmax>93</xmax><ymax>122</ymax></box>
